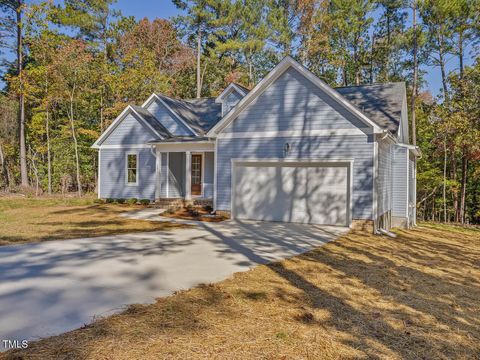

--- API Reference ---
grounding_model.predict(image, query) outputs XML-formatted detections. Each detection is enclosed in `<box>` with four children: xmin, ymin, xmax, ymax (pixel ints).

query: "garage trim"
<box><xmin>231</xmin><ymin>158</ymin><xmax>354</xmax><ymax>227</ymax></box>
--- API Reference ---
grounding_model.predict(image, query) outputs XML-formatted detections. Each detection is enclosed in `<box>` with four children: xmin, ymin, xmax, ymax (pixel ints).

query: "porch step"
<box><xmin>154</xmin><ymin>198</ymin><xmax>184</xmax><ymax>208</ymax></box>
<box><xmin>155</xmin><ymin>198</ymin><xmax>213</xmax><ymax>209</ymax></box>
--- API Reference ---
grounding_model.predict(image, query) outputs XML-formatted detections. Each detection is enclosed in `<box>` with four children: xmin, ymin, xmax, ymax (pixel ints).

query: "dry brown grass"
<box><xmin>3</xmin><ymin>223</ymin><xmax>480</xmax><ymax>359</ymax></box>
<box><xmin>0</xmin><ymin>196</ymin><xmax>184</xmax><ymax>246</ymax></box>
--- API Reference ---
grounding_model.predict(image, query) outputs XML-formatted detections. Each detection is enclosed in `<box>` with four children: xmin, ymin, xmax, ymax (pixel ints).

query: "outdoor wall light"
<box><xmin>283</xmin><ymin>142</ymin><xmax>291</xmax><ymax>157</ymax></box>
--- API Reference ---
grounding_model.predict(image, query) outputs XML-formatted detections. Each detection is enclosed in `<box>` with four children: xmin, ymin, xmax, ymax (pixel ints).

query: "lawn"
<box><xmin>0</xmin><ymin>196</ymin><xmax>183</xmax><ymax>246</ymax></box>
<box><xmin>4</xmin><ymin>223</ymin><xmax>479</xmax><ymax>359</ymax></box>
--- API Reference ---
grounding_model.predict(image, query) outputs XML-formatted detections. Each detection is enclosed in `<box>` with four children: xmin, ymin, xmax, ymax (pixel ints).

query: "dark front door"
<box><xmin>191</xmin><ymin>154</ymin><xmax>202</xmax><ymax>196</ymax></box>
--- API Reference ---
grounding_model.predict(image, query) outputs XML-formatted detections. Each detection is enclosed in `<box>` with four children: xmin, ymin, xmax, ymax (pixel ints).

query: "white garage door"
<box><xmin>233</xmin><ymin>162</ymin><xmax>350</xmax><ymax>226</ymax></box>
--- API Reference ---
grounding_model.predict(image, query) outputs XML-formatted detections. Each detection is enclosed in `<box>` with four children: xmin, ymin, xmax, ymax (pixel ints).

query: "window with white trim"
<box><xmin>126</xmin><ymin>153</ymin><xmax>138</xmax><ymax>184</ymax></box>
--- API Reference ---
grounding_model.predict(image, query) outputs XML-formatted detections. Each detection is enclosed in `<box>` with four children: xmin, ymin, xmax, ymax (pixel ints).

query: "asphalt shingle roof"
<box><xmin>131</xmin><ymin>105</ymin><xmax>172</xmax><ymax>139</ymax></box>
<box><xmin>156</xmin><ymin>95</ymin><xmax>222</xmax><ymax>135</ymax></box>
<box><xmin>140</xmin><ymin>82</ymin><xmax>406</xmax><ymax>140</ymax></box>
<box><xmin>335</xmin><ymin>82</ymin><xmax>405</xmax><ymax>134</ymax></box>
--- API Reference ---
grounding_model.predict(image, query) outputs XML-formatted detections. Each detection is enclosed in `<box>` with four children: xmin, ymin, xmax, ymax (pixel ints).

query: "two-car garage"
<box><xmin>232</xmin><ymin>161</ymin><xmax>352</xmax><ymax>226</ymax></box>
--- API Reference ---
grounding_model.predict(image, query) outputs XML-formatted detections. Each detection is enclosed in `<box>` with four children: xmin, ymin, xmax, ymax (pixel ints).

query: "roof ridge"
<box><xmin>335</xmin><ymin>81</ymin><xmax>405</xmax><ymax>89</ymax></box>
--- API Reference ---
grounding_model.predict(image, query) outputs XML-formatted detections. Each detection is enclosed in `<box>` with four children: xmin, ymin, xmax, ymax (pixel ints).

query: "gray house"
<box><xmin>92</xmin><ymin>56</ymin><xmax>420</xmax><ymax>230</ymax></box>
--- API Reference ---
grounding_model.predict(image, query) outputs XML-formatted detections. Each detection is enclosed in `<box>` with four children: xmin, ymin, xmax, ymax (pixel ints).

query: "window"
<box><xmin>126</xmin><ymin>153</ymin><xmax>138</xmax><ymax>184</ymax></box>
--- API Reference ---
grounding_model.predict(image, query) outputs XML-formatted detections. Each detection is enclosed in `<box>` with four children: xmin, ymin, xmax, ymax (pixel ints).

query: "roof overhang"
<box><xmin>207</xmin><ymin>56</ymin><xmax>383</xmax><ymax>137</ymax></box>
<box><xmin>396</xmin><ymin>143</ymin><xmax>422</xmax><ymax>157</ymax></box>
<box><xmin>91</xmin><ymin>105</ymin><xmax>166</xmax><ymax>149</ymax></box>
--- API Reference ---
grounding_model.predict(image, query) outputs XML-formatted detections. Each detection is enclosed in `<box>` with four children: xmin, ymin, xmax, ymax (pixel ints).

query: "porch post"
<box><xmin>185</xmin><ymin>151</ymin><xmax>192</xmax><ymax>200</ymax></box>
<box><xmin>155</xmin><ymin>147</ymin><xmax>161</xmax><ymax>200</ymax></box>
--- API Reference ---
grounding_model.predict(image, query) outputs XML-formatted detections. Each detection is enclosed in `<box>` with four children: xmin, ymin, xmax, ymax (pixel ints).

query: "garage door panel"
<box><xmin>233</xmin><ymin>163</ymin><xmax>348</xmax><ymax>226</ymax></box>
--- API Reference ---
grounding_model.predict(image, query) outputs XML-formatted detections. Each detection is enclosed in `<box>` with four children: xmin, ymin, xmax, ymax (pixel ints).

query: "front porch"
<box><xmin>153</xmin><ymin>140</ymin><xmax>215</xmax><ymax>203</ymax></box>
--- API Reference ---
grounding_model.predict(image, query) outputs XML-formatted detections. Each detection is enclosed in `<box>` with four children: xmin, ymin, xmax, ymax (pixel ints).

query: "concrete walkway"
<box><xmin>0</xmin><ymin>214</ymin><xmax>347</xmax><ymax>347</ymax></box>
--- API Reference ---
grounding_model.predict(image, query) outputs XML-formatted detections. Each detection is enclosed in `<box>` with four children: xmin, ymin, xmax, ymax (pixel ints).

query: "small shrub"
<box><xmin>105</xmin><ymin>198</ymin><xmax>115</xmax><ymax>204</ymax></box>
<box><xmin>189</xmin><ymin>209</ymin><xmax>200</xmax><ymax>217</ymax></box>
<box><xmin>93</xmin><ymin>198</ymin><xmax>104</xmax><ymax>204</ymax></box>
<box><xmin>203</xmin><ymin>204</ymin><xmax>213</xmax><ymax>213</ymax></box>
<box><xmin>164</xmin><ymin>208</ymin><xmax>176</xmax><ymax>215</ymax></box>
<box><xmin>139</xmin><ymin>199</ymin><xmax>150</xmax><ymax>205</ymax></box>
<box><xmin>116</xmin><ymin>198</ymin><xmax>126</xmax><ymax>204</ymax></box>
<box><xmin>185</xmin><ymin>203</ymin><xmax>194</xmax><ymax>210</ymax></box>
<box><xmin>126</xmin><ymin>198</ymin><xmax>138</xmax><ymax>205</ymax></box>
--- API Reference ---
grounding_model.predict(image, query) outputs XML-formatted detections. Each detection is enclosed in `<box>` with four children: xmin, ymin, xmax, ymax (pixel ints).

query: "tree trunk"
<box><xmin>459</xmin><ymin>29</ymin><xmax>464</xmax><ymax>79</ymax></box>
<box><xmin>196</xmin><ymin>26</ymin><xmax>202</xmax><ymax>98</ymax></box>
<box><xmin>452</xmin><ymin>154</ymin><xmax>459</xmax><ymax>222</ymax></box>
<box><xmin>16</xmin><ymin>1</ymin><xmax>28</xmax><ymax>187</ymax></box>
<box><xmin>69</xmin><ymin>87</ymin><xmax>82</xmax><ymax>197</ymax></box>
<box><xmin>410</xmin><ymin>0</ymin><xmax>417</xmax><ymax>145</ymax></box>
<box><xmin>459</xmin><ymin>151</ymin><xmax>468</xmax><ymax>223</ymax></box>
<box><xmin>46</xmin><ymin>108</ymin><xmax>52</xmax><ymax>195</ymax></box>
<box><xmin>443</xmin><ymin>137</ymin><xmax>447</xmax><ymax>222</ymax></box>
<box><xmin>438</xmin><ymin>29</ymin><xmax>449</xmax><ymax>102</ymax></box>
<box><xmin>370</xmin><ymin>34</ymin><xmax>374</xmax><ymax>84</ymax></box>
<box><xmin>342</xmin><ymin>59</ymin><xmax>347</xmax><ymax>86</ymax></box>
<box><xmin>0</xmin><ymin>143</ymin><xmax>8</xmax><ymax>189</ymax></box>
<box><xmin>353</xmin><ymin>43</ymin><xmax>360</xmax><ymax>86</ymax></box>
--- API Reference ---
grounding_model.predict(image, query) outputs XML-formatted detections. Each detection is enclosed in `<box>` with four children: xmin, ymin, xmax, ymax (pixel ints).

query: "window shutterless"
<box><xmin>126</xmin><ymin>153</ymin><xmax>138</xmax><ymax>184</ymax></box>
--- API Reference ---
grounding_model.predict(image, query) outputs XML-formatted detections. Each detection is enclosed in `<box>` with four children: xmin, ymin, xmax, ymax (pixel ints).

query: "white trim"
<box><xmin>373</xmin><ymin>141</ymin><xmax>378</xmax><ymax>231</ymax></box>
<box><xmin>218</xmin><ymin>128</ymin><xmax>370</xmax><ymax>139</ymax></box>
<box><xmin>166</xmin><ymin>152</ymin><xmax>170</xmax><ymax>198</ymax></box>
<box><xmin>154</xmin><ymin>142</ymin><xmax>215</xmax><ymax>152</ymax></box>
<box><xmin>215</xmin><ymin>83</ymin><xmax>248</xmax><ymax>103</ymax></box>
<box><xmin>207</xmin><ymin>56</ymin><xmax>381</xmax><ymax>137</ymax></box>
<box><xmin>92</xmin><ymin>106</ymin><xmax>131</xmax><ymax>148</ymax></box>
<box><xmin>97</xmin><ymin>144</ymin><xmax>152</xmax><ymax>149</ymax></box>
<box><xmin>142</xmin><ymin>93</ymin><xmax>198</xmax><ymax>136</ymax></box>
<box><xmin>155</xmin><ymin>147</ymin><xmax>161</xmax><ymax>200</ymax></box>
<box><xmin>125</xmin><ymin>151</ymin><xmax>139</xmax><ymax>186</ymax></box>
<box><xmin>92</xmin><ymin>106</ymin><xmax>165</xmax><ymax>149</ymax></box>
<box><xmin>396</xmin><ymin>143</ymin><xmax>422</xmax><ymax>157</ymax></box>
<box><xmin>191</xmin><ymin>152</ymin><xmax>204</xmax><ymax>198</ymax></box>
<box><xmin>97</xmin><ymin>149</ymin><xmax>101</xmax><ymax>199</ymax></box>
<box><xmin>230</xmin><ymin>158</ymin><xmax>354</xmax><ymax>227</ymax></box>
<box><xmin>185</xmin><ymin>151</ymin><xmax>192</xmax><ymax>200</ymax></box>
<box><xmin>213</xmin><ymin>140</ymin><xmax>218</xmax><ymax>209</ymax></box>
<box><xmin>405</xmin><ymin>152</ymin><xmax>410</xmax><ymax>218</ymax></box>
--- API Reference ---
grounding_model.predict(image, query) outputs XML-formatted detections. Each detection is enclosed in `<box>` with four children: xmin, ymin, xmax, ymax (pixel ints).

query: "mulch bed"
<box><xmin>162</xmin><ymin>207</ymin><xmax>229</xmax><ymax>222</ymax></box>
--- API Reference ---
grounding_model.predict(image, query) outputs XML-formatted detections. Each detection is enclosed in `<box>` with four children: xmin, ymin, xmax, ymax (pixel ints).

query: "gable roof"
<box><xmin>156</xmin><ymin>94</ymin><xmax>222</xmax><ymax>135</ymax></box>
<box><xmin>335</xmin><ymin>82</ymin><xmax>405</xmax><ymax>134</ymax></box>
<box><xmin>91</xmin><ymin>105</ymin><xmax>171</xmax><ymax>148</ymax></box>
<box><xmin>215</xmin><ymin>83</ymin><xmax>249</xmax><ymax>103</ymax></box>
<box><xmin>130</xmin><ymin>106</ymin><xmax>172</xmax><ymax>139</ymax></box>
<box><xmin>207</xmin><ymin>56</ymin><xmax>383</xmax><ymax>136</ymax></box>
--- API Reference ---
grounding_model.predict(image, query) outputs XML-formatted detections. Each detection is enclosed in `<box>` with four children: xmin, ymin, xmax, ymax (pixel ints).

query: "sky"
<box><xmin>110</xmin><ymin>0</ymin><xmax>478</xmax><ymax>98</ymax></box>
<box><xmin>2</xmin><ymin>0</ymin><xmax>478</xmax><ymax>97</ymax></box>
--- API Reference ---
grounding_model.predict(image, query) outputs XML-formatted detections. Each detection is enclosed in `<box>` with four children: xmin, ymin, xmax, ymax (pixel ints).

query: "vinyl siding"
<box><xmin>377</xmin><ymin>140</ymin><xmax>393</xmax><ymax>216</ymax></box>
<box><xmin>392</xmin><ymin>146</ymin><xmax>408</xmax><ymax>217</ymax></box>
<box><xmin>222</xmin><ymin>90</ymin><xmax>243</xmax><ymax>115</ymax></box>
<box><xmin>99</xmin><ymin>148</ymin><xmax>156</xmax><ymax>200</ymax></box>
<box><xmin>146</xmin><ymin>98</ymin><xmax>192</xmax><ymax>136</ymax></box>
<box><xmin>216</xmin><ymin>134</ymin><xmax>374</xmax><ymax>219</ymax></box>
<box><xmin>222</xmin><ymin>67</ymin><xmax>369</xmax><ymax>133</ymax></box>
<box><xmin>102</xmin><ymin>113</ymin><xmax>159</xmax><ymax>145</ymax></box>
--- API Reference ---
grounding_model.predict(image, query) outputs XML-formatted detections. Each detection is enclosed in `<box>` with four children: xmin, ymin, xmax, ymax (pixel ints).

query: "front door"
<box><xmin>191</xmin><ymin>154</ymin><xmax>202</xmax><ymax>196</ymax></box>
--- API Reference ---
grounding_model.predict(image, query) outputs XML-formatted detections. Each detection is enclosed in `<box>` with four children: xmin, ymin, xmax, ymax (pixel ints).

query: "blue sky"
<box><xmin>114</xmin><ymin>0</ymin><xmax>477</xmax><ymax>98</ymax></box>
<box><xmin>3</xmin><ymin>0</ymin><xmax>477</xmax><ymax>97</ymax></box>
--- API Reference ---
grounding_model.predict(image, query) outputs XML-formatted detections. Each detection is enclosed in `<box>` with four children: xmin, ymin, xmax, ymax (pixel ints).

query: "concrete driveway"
<box><xmin>0</xmin><ymin>219</ymin><xmax>347</xmax><ymax>346</ymax></box>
